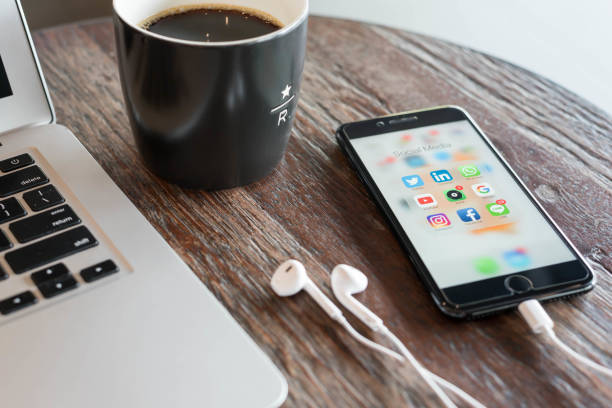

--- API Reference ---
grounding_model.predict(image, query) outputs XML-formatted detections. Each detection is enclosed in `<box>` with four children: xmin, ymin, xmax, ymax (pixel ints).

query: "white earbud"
<box><xmin>331</xmin><ymin>264</ymin><xmax>468</xmax><ymax>408</ymax></box>
<box><xmin>331</xmin><ymin>264</ymin><xmax>384</xmax><ymax>331</ymax></box>
<box><xmin>271</xmin><ymin>259</ymin><xmax>406</xmax><ymax>362</ymax></box>
<box><xmin>272</xmin><ymin>260</ymin><xmax>483</xmax><ymax>408</ymax></box>
<box><xmin>271</xmin><ymin>260</ymin><xmax>343</xmax><ymax>320</ymax></box>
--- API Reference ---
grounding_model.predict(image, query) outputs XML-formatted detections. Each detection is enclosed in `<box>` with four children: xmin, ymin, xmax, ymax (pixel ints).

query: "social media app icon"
<box><xmin>474</xmin><ymin>257</ymin><xmax>499</xmax><ymax>275</ymax></box>
<box><xmin>430</xmin><ymin>169</ymin><xmax>453</xmax><ymax>183</ymax></box>
<box><xmin>404</xmin><ymin>155</ymin><xmax>426</xmax><ymax>168</ymax></box>
<box><xmin>471</xmin><ymin>182</ymin><xmax>494</xmax><ymax>197</ymax></box>
<box><xmin>454</xmin><ymin>147</ymin><xmax>477</xmax><ymax>161</ymax></box>
<box><xmin>451</xmin><ymin>128</ymin><xmax>464</xmax><ymax>137</ymax></box>
<box><xmin>458</xmin><ymin>165</ymin><xmax>481</xmax><ymax>178</ymax></box>
<box><xmin>503</xmin><ymin>248</ymin><xmax>531</xmax><ymax>269</ymax></box>
<box><xmin>414</xmin><ymin>193</ymin><xmax>437</xmax><ymax>209</ymax></box>
<box><xmin>402</xmin><ymin>174</ymin><xmax>424</xmax><ymax>188</ymax></box>
<box><xmin>434</xmin><ymin>151</ymin><xmax>452</xmax><ymax>161</ymax></box>
<box><xmin>486</xmin><ymin>202</ymin><xmax>510</xmax><ymax>216</ymax></box>
<box><xmin>444</xmin><ymin>189</ymin><xmax>466</xmax><ymax>202</ymax></box>
<box><xmin>377</xmin><ymin>156</ymin><xmax>397</xmax><ymax>166</ymax></box>
<box><xmin>478</xmin><ymin>163</ymin><xmax>494</xmax><ymax>173</ymax></box>
<box><xmin>457</xmin><ymin>208</ymin><xmax>481</xmax><ymax>222</ymax></box>
<box><xmin>427</xmin><ymin>213</ymin><xmax>451</xmax><ymax>229</ymax></box>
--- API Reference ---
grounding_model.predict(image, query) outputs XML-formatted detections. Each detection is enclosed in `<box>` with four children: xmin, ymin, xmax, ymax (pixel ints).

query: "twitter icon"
<box><xmin>402</xmin><ymin>174</ymin><xmax>424</xmax><ymax>188</ymax></box>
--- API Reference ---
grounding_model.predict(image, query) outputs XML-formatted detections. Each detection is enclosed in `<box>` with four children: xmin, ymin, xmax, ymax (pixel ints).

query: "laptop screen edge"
<box><xmin>0</xmin><ymin>0</ymin><xmax>55</xmax><ymax>136</ymax></box>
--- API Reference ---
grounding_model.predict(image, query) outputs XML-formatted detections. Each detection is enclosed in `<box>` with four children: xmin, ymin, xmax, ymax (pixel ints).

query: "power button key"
<box><xmin>0</xmin><ymin>153</ymin><xmax>34</xmax><ymax>173</ymax></box>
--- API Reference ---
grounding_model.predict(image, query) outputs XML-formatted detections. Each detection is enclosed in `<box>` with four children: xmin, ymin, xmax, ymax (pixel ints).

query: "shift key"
<box><xmin>5</xmin><ymin>226</ymin><xmax>98</xmax><ymax>274</ymax></box>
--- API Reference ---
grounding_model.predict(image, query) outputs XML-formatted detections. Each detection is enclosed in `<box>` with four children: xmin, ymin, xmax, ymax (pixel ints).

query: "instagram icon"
<box><xmin>427</xmin><ymin>213</ymin><xmax>451</xmax><ymax>229</ymax></box>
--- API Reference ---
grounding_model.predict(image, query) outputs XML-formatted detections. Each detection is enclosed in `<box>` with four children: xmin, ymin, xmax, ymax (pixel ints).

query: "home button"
<box><xmin>504</xmin><ymin>275</ymin><xmax>533</xmax><ymax>294</ymax></box>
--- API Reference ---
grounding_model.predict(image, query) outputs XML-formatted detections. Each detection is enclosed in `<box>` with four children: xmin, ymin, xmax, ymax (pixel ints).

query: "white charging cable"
<box><xmin>272</xmin><ymin>259</ymin><xmax>610</xmax><ymax>407</ymax></box>
<box><xmin>518</xmin><ymin>299</ymin><xmax>612</xmax><ymax>378</ymax></box>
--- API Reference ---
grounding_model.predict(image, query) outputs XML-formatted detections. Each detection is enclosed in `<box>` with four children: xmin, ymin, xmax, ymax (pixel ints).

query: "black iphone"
<box><xmin>336</xmin><ymin>106</ymin><xmax>594</xmax><ymax>318</ymax></box>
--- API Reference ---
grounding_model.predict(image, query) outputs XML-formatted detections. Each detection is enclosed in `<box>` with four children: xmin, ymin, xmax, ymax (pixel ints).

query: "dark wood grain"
<box><xmin>32</xmin><ymin>17</ymin><xmax>611</xmax><ymax>407</ymax></box>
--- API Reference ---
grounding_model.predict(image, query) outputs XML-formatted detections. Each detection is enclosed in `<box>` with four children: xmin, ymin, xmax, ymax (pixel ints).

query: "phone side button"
<box><xmin>504</xmin><ymin>275</ymin><xmax>533</xmax><ymax>294</ymax></box>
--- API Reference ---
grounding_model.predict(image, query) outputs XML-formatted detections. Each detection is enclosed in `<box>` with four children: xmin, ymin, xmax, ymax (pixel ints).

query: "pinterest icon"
<box><xmin>427</xmin><ymin>213</ymin><xmax>451</xmax><ymax>229</ymax></box>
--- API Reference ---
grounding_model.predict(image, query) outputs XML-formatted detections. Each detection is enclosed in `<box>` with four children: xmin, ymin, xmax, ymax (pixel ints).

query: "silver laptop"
<box><xmin>0</xmin><ymin>1</ymin><xmax>287</xmax><ymax>406</ymax></box>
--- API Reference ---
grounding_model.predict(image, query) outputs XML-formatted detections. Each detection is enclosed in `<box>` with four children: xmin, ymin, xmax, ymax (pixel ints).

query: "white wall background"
<box><xmin>311</xmin><ymin>0</ymin><xmax>612</xmax><ymax>115</ymax></box>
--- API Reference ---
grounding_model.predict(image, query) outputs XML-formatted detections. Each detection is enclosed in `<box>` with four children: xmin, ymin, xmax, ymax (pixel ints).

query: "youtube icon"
<box><xmin>418</xmin><ymin>196</ymin><xmax>434</xmax><ymax>205</ymax></box>
<box><xmin>414</xmin><ymin>193</ymin><xmax>437</xmax><ymax>209</ymax></box>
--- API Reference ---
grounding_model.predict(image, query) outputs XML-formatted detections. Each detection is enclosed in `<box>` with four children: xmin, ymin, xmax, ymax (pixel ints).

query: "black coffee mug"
<box><xmin>113</xmin><ymin>0</ymin><xmax>308</xmax><ymax>189</ymax></box>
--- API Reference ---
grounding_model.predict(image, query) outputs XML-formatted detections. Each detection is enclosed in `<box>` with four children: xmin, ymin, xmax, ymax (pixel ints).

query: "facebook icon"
<box><xmin>457</xmin><ymin>208</ymin><xmax>481</xmax><ymax>222</ymax></box>
<box><xmin>430</xmin><ymin>169</ymin><xmax>453</xmax><ymax>183</ymax></box>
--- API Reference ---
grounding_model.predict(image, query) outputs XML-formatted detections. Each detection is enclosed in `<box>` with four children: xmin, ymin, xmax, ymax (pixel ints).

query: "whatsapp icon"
<box><xmin>459</xmin><ymin>165</ymin><xmax>480</xmax><ymax>178</ymax></box>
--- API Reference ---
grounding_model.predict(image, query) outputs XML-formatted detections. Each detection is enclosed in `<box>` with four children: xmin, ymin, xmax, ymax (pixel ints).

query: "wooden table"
<box><xmin>33</xmin><ymin>17</ymin><xmax>611</xmax><ymax>407</ymax></box>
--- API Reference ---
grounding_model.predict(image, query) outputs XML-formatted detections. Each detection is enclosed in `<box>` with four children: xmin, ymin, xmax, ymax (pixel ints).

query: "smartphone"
<box><xmin>336</xmin><ymin>106</ymin><xmax>594</xmax><ymax>318</ymax></box>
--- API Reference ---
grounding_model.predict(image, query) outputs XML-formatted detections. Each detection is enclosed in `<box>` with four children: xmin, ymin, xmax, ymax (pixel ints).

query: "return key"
<box><xmin>10</xmin><ymin>204</ymin><xmax>81</xmax><ymax>243</ymax></box>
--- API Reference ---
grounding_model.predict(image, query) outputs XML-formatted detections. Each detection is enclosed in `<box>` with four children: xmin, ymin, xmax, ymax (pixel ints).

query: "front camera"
<box><xmin>376</xmin><ymin>121</ymin><xmax>385</xmax><ymax>128</ymax></box>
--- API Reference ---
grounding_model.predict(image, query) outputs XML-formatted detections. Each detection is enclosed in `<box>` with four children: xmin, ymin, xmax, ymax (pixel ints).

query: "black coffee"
<box><xmin>142</xmin><ymin>6</ymin><xmax>283</xmax><ymax>42</ymax></box>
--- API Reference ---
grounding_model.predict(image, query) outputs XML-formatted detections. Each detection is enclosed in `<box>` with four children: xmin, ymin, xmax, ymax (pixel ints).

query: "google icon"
<box><xmin>471</xmin><ymin>182</ymin><xmax>495</xmax><ymax>197</ymax></box>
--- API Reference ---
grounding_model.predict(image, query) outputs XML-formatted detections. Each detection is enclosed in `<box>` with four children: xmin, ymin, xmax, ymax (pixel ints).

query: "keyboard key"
<box><xmin>0</xmin><ymin>229</ymin><xmax>12</xmax><ymax>252</ymax></box>
<box><xmin>23</xmin><ymin>185</ymin><xmax>64</xmax><ymax>212</ymax></box>
<box><xmin>0</xmin><ymin>291</ymin><xmax>37</xmax><ymax>315</ymax></box>
<box><xmin>81</xmin><ymin>260</ymin><xmax>119</xmax><ymax>283</ymax></box>
<box><xmin>0</xmin><ymin>265</ymin><xmax>7</xmax><ymax>281</ymax></box>
<box><xmin>0</xmin><ymin>166</ymin><xmax>48</xmax><ymax>197</ymax></box>
<box><xmin>31</xmin><ymin>263</ymin><xmax>69</xmax><ymax>286</ymax></box>
<box><xmin>37</xmin><ymin>274</ymin><xmax>78</xmax><ymax>299</ymax></box>
<box><xmin>5</xmin><ymin>226</ymin><xmax>98</xmax><ymax>274</ymax></box>
<box><xmin>0</xmin><ymin>197</ymin><xmax>26</xmax><ymax>224</ymax></box>
<box><xmin>9</xmin><ymin>204</ymin><xmax>80</xmax><ymax>243</ymax></box>
<box><xmin>0</xmin><ymin>154</ymin><xmax>34</xmax><ymax>173</ymax></box>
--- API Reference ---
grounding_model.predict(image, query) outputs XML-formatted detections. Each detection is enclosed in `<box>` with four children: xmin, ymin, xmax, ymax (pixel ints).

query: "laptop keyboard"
<box><xmin>0</xmin><ymin>150</ymin><xmax>128</xmax><ymax>320</ymax></box>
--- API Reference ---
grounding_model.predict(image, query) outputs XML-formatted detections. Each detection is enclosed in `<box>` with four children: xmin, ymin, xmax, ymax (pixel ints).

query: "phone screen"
<box><xmin>348</xmin><ymin>118</ymin><xmax>577</xmax><ymax>291</ymax></box>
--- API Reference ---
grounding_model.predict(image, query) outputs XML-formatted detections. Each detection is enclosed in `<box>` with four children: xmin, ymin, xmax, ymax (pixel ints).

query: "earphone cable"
<box><xmin>383</xmin><ymin>328</ymin><xmax>487</xmax><ymax>408</ymax></box>
<box><xmin>336</xmin><ymin>316</ymin><xmax>405</xmax><ymax>361</ymax></box>
<box><xmin>336</xmin><ymin>317</ymin><xmax>458</xmax><ymax>408</ymax></box>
